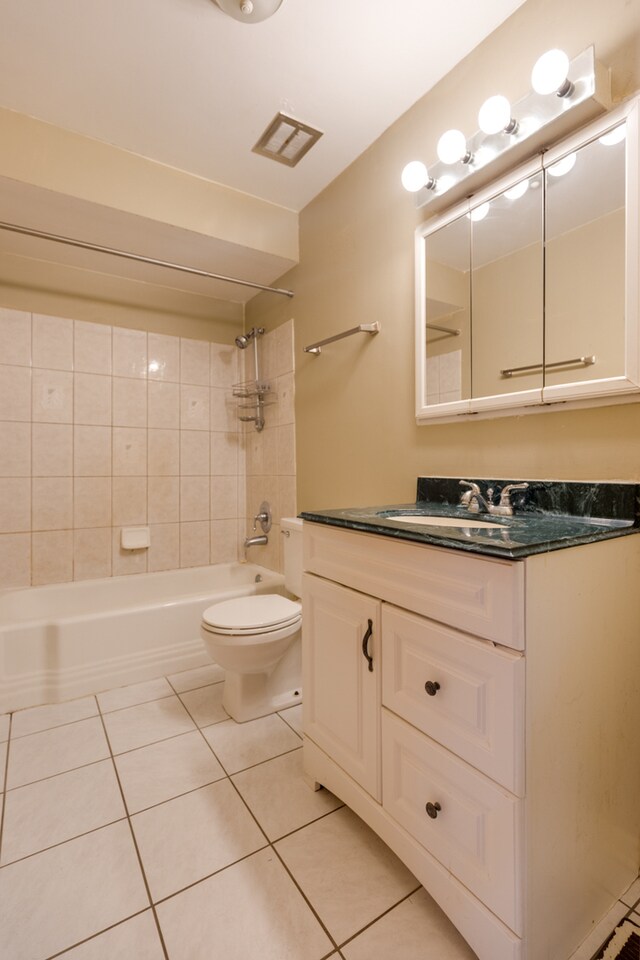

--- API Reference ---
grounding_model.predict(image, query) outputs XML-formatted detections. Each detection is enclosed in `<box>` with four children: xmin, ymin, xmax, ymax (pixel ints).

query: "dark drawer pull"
<box><xmin>361</xmin><ymin>619</ymin><xmax>373</xmax><ymax>672</ymax></box>
<box><xmin>425</xmin><ymin>801</ymin><xmax>441</xmax><ymax>819</ymax></box>
<box><xmin>424</xmin><ymin>680</ymin><xmax>440</xmax><ymax>697</ymax></box>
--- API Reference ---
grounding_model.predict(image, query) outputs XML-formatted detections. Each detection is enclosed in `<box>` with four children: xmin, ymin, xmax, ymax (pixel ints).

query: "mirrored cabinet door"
<box><xmin>470</xmin><ymin>172</ymin><xmax>544</xmax><ymax>407</ymax></box>
<box><xmin>544</xmin><ymin>122</ymin><xmax>627</xmax><ymax>394</ymax></box>
<box><xmin>422</xmin><ymin>211</ymin><xmax>471</xmax><ymax>411</ymax></box>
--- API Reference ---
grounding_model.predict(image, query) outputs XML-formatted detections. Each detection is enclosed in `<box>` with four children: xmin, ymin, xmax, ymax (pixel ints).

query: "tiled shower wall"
<box><xmin>0</xmin><ymin>309</ymin><xmax>296</xmax><ymax>588</ymax></box>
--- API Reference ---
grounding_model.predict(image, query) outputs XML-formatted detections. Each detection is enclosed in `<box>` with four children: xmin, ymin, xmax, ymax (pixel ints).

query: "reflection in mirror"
<box><xmin>545</xmin><ymin>122</ymin><xmax>626</xmax><ymax>387</ymax></box>
<box><xmin>470</xmin><ymin>174</ymin><xmax>544</xmax><ymax>397</ymax></box>
<box><xmin>424</xmin><ymin>214</ymin><xmax>470</xmax><ymax>406</ymax></box>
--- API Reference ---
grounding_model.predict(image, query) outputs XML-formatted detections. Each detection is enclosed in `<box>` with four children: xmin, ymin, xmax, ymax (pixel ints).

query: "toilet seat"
<box><xmin>202</xmin><ymin>594</ymin><xmax>302</xmax><ymax>636</ymax></box>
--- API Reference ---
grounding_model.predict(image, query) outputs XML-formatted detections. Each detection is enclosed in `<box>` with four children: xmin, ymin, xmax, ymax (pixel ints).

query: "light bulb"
<box><xmin>469</xmin><ymin>202</ymin><xmax>490</xmax><ymax>222</ymax></box>
<box><xmin>435</xmin><ymin>174</ymin><xmax>456</xmax><ymax>195</ymax></box>
<box><xmin>437</xmin><ymin>129</ymin><xmax>469</xmax><ymax>165</ymax></box>
<box><xmin>531</xmin><ymin>49</ymin><xmax>572</xmax><ymax>97</ymax></box>
<box><xmin>599</xmin><ymin>125</ymin><xmax>626</xmax><ymax>146</ymax></box>
<box><xmin>478</xmin><ymin>95</ymin><xmax>515</xmax><ymax>135</ymax></box>
<box><xmin>401</xmin><ymin>161</ymin><xmax>432</xmax><ymax>193</ymax></box>
<box><xmin>504</xmin><ymin>180</ymin><xmax>529</xmax><ymax>201</ymax></box>
<box><xmin>547</xmin><ymin>152</ymin><xmax>577</xmax><ymax>178</ymax></box>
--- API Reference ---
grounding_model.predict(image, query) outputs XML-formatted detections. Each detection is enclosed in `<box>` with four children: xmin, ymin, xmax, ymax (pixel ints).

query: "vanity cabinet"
<box><xmin>302</xmin><ymin>521</ymin><xmax>640</xmax><ymax>960</ymax></box>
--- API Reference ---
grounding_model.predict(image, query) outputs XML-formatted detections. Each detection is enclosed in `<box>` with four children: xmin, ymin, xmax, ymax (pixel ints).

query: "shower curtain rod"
<box><xmin>0</xmin><ymin>220</ymin><xmax>295</xmax><ymax>299</ymax></box>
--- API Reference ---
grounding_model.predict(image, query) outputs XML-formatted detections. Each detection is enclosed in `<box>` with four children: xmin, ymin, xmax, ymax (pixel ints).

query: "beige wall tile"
<box><xmin>74</xmin><ymin>320</ymin><xmax>112</xmax><ymax>375</ymax></box>
<box><xmin>74</xmin><ymin>373</ymin><xmax>111</xmax><ymax>426</ymax></box>
<box><xmin>276</xmin><ymin>372</ymin><xmax>295</xmax><ymax>426</ymax></box>
<box><xmin>148</xmin><ymin>333</ymin><xmax>179</xmax><ymax>382</ymax></box>
<box><xmin>32</xmin><ymin>368</ymin><xmax>74</xmax><ymax>424</ymax></box>
<box><xmin>210</xmin><ymin>519</ymin><xmax>238</xmax><ymax>564</ymax></box>
<box><xmin>0</xmin><ymin>365</ymin><xmax>31</xmax><ymax>421</ymax></box>
<box><xmin>210</xmin><ymin>432</ymin><xmax>239</xmax><ymax>476</ymax></box>
<box><xmin>112</xmin><ymin>477</ymin><xmax>147</xmax><ymax>526</ymax></box>
<box><xmin>0</xmin><ymin>478</ymin><xmax>31</xmax><ymax>533</ymax></box>
<box><xmin>32</xmin><ymin>478</ymin><xmax>73</xmax><ymax>531</ymax></box>
<box><xmin>180</xmin><ymin>338</ymin><xmax>210</xmax><ymax>386</ymax></box>
<box><xmin>112</xmin><ymin>528</ymin><xmax>148</xmax><ymax>576</ymax></box>
<box><xmin>210</xmin><ymin>342</ymin><xmax>237</xmax><ymax>388</ymax></box>
<box><xmin>272</xmin><ymin>320</ymin><xmax>294</xmax><ymax>378</ymax></box>
<box><xmin>210</xmin><ymin>476</ymin><xmax>238</xmax><ymax>520</ymax></box>
<box><xmin>0</xmin><ymin>533</ymin><xmax>31</xmax><ymax>587</ymax></box>
<box><xmin>74</xmin><ymin>528</ymin><xmax>112</xmax><ymax>580</ymax></box>
<box><xmin>180</xmin><ymin>521</ymin><xmax>210</xmax><ymax>568</ymax></box>
<box><xmin>74</xmin><ymin>477</ymin><xmax>112</xmax><ymax>528</ymax></box>
<box><xmin>113</xmin><ymin>327</ymin><xmax>147</xmax><ymax>379</ymax></box>
<box><xmin>148</xmin><ymin>477</ymin><xmax>179</xmax><ymax>523</ymax></box>
<box><xmin>181</xmin><ymin>431</ymin><xmax>209</xmax><ymax>476</ymax></box>
<box><xmin>148</xmin><ymin>381</ymin><xmax>179</xmax><ymax>429</ymax></box>
<box><xmin>278</xmin><ymin>476</ymin><xmax>297</xmax><ymax>521</ymax></box>
<box><xmin>73</xmin><ymin>425</ymin><xmax>111</xmax><ymax>476</ymax></box>
<box><xmin>0</xmin><ymin>309</ymin><xmax>31</xmax><ymax>366</ymax></box>
<box><xmin>148</xmin><ymin>523</ymin><xmax>180</xmax><ymax>572</ymax></box>
<box><xmin>113</xmin><ymin>427</ymin><xmax>147</xmax><ymax>476</ymax></box>
<box><xmin>32</xmin><ymin>315</ymin><xmax>73</xmax><ymax>371</ymax></box>
<box><xmin>32</xmin><ymin>530</ymin><xmax>73</xmax><ymax>585</ymax></box>
<box><xmin>113</xmin><ymin>378</ymin><xmax>147</xmax><ymax>428</ymax></box>
<box><xmin>277</xmin><ymin>423</ymin><xmax>296</xmax><ymax>476</ymax></box>
<box><xmin>181</xmin><ymin>385</ymin><xmax>210</xmax><ymax>431</ymax></box>
<box><xmin>33</xmin><ymin>423</ymin><xmax>72</xmax><ymax>477</ymax></box>
<box><xmin>180</xmin><ymin>477</ymin><xmax>210</xmax><ymax>522</ymax></box>
<box><xmin>0</xmin><ymin>422</ymin><xmax>31</xmax><ymax>476</ymax></box>
<box><xmin>246</xmin><ymin>476</ymin><xmax>278</xmax><ymax>526</ymax></box>
<box><xmin>148</xmin><ymin>429</ymin><xmax>179</xmax><ymax>475</ymax></box>
<box><xmin>210</xmin><ymin>387</ymin><xmax>235</xmax><ymax>432</ymax></box>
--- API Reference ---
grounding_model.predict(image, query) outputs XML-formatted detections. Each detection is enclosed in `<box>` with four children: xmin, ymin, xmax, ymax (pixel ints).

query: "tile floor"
<box><xmin>0</xmin><ymin>666</ymin><xmax>638</xmax><ymax>960</ymax></box>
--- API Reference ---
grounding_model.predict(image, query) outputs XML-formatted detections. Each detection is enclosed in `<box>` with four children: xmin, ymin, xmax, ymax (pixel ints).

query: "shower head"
<box><xmin>234</xmin><ymin>327</ymin><xmax>265</xmax><ymax>349</ymax></box>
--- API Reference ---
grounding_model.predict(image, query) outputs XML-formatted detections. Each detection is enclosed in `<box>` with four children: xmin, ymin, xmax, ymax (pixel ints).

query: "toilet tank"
<box><xmin>282</xmin><ymin>517</ymin><xmax>303</xmax><ymax>597</ymax></box>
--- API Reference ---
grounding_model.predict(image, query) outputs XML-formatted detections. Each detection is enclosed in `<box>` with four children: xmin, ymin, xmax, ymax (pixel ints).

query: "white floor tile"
<box><xmin>6</xmin><ymin>717</ymin><xmax>109</xmax><ymax>790</ymax></box>
<box><xmin>232</xmin><ymin>748</ymin><xmax>341</xmax><ymax>840</ymax></box>
<box><xmin>278</xmin><ymin>703</ymin><xmax>303</xmax><ymax>736</ymax></box>
<box><xmin>202</xmin><ymin>713</ymin><xmax>301</xmax><ymax>774</ymax></box>
<box><xmin>115</xmin><ymin>730</ymin><xmax>225</xmax><ymax>813</ymax></box>
<box><xmin>275</xmin><ymin>806</ymin><xmax>418</xmax><ymax>945</ymax></box>
<box><xmin>0</xmin><ymin>713</ymin><xmax>10</xmax><ymax>742</ymax></box>
<box><xmin>102</xmin><ymin>695</ymin><xmax>196</xmax><ymax>754</ymax></box>
<box><xmin>168</xmin><ymin>663</ymin><xmax>225</xmax><ymax>693</ymax></box>
<box><xmin>56</xmin><ymin>911</ymin><xmax>165</xmax><ymax>959</ymax></box>
<box><xmin>11</xmin><ymin>696</ymin><xmax>98</xmax><ymax>739</ymax></box>
<box><xmin>342</xmin><ymin>887</ymin><xmax>478</xmax><ymax>959</ymax></box>
<box><xmin>622</xmin><ymin>875</ymin><xmax>640</xmax><ymax>908</ymax></box>
<box><xmin>97</xmin><ymin>677</ymin><xmax>174</xmax><ymax>713</ymax></box>
<box><xmin>131</xmin><ymin>778</ymin><xmax>267</xmax><ymax>902</ymax></box>
<box><xmin>156</xmin><ymin>847</ymin><xmax>333</xmax><ymax>960</ymax></box>
<box><xmin>568</xmin><ymin>900</ymin><xmax>629</xmax><ymax>960</ymax></box>
<box><xmin>0</xmin><ymin>820</ymin><xmax>149</xmax><ymax>960</ymax></box>
<box><xmin>179</xmin><ymin>682</ymin><xmax>228</xmax><ymax>727</ymax></box>
<box><xmin>1</xmin><ymin>759</ymin><xmax>125</xmax><ymax>865</ymax></box>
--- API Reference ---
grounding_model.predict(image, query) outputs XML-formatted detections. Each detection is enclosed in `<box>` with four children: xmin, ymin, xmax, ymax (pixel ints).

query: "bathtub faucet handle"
<box><xmin>252</xmin><ymin>501</ymin><xmax>272</xmax><ymax>534</ymax></box>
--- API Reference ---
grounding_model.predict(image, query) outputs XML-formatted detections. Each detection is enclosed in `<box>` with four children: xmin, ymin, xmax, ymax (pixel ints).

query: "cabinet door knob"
<box><xmin>424</xmin><ymin>680</ymin><xmax>441</xmax><ymax>697</ymax></box>
<box><xmin>425</xmin><ymin>801</ymin><xmax>441</xmax><ymax>819</ymax></box>
<box><xmin>361</xmin><ymin>619</ymin><xmax>374</xmax><ymax>672</ymax></box>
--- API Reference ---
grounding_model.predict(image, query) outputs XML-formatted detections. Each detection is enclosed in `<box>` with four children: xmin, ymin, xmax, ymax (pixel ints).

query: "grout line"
<box><xmin>44</xmin><ymin>908</ymin><xmax>151</xmax><ymax>960</ymax></box>
<box><xmin>0</xmin><ymin>712</ymin><xmax>13</xmax><ymax>861</ymax></box>
<box><xmin>335</xmin><ymin>883</ymin><xmax>422</xmax><ymax>952</ymax></box>
<box><xmin>0</xmin><ymin>814</ymin><xmax>128</xmax><ymax>869</ymax></box>
<box><xmin>8</xmin><ymin>708</ymin><xmax>101</xmax><ymax>742</ymax></box>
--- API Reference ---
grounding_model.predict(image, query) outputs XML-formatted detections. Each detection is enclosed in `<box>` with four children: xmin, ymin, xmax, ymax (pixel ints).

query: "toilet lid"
<box><xmin>202</xmin><ymin>594</ymin><xmax>302</xmax><ymax>634</ymax></box>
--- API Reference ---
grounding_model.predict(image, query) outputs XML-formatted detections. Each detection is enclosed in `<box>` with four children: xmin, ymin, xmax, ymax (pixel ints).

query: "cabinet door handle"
<box><xmin>425</xmin><ymin>801</ymin><xmax>441</xmax><ymax>819</ymax></box>
<box><xmin>361</xmin><ymin>619</ymin><xmax>374</xmax><ymax>672</ymax></box>
<box><xmin>424</xmin><ymin>680</ymin><xmax>441</xmax><ymax>697</ymax></box>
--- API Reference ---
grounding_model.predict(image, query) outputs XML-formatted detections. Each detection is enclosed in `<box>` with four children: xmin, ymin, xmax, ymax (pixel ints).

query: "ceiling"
<box><xmin>0</xmin><ymin>0</ymin><xmax>527</xmax><ymax>213</ymax></box>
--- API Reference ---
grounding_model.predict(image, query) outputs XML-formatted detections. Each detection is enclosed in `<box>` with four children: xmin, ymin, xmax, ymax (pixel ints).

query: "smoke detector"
<box><xmin>214</xmin><ymin>0</ymin><xmax>284</xmax><ymax>23</ymax></box>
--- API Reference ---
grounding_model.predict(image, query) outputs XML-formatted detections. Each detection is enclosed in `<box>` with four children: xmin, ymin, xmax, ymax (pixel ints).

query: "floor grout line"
<box><xmin>0</xmin><ymin>814</ymin><xmax>129</xmax><ymax>870</ymax></box>
<box><xmin>0</xmin><ymin>712</ymin><xmax>13</xmax><ymax>862</ymax></box>
<box><xmin>44</xmin><ymin>908</ymin><xmax>152</xmax><ymax>960</ymax></box>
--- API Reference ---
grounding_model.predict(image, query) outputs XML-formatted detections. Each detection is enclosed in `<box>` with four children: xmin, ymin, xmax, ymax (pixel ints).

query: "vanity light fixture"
<box><xmin>403</xmin><ymin>45</ymin><xmax>610</xmax><ymax>209</ymax></box>
<box><xmin>214</xmin><ymin>0</ymin><xmax>284</xmax><ymax>23</ymax></box>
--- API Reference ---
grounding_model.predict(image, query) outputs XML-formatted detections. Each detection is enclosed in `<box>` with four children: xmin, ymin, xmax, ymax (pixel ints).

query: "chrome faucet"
<box><xmin>459</xmin><ymin>480</ymin><xmax>529</xmax><ymax>517</ymax></box>
<box><xmin>244</xmin><ymin>534</ymin><xmax>268</xmax><ymax>548</ymax></box>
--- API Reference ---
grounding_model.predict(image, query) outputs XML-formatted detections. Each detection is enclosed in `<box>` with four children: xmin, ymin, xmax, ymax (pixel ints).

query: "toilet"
<box><xmin>200</xmin><ymin>517</ymin><xmax>303</xmax><ymax>723</ymax></box>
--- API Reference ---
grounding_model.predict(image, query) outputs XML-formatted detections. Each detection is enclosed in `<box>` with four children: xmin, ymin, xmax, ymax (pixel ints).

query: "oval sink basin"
<box><xmin>385</xmin><ymin>515</ymin><xmax>501</xmax><ymax>529</ymax></box>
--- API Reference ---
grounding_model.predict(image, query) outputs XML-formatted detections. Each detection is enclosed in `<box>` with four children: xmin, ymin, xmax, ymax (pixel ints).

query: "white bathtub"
<box><xmin>0</xmin><ymin>563</ymin><xmax>284</xmax><ymax>714</ymax></box>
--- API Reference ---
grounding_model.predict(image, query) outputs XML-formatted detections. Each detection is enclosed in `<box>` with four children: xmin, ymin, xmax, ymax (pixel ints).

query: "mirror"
<box><xmin>544</xmin><ymin>122</ymin><xmax>626</xmax><ymax>388</ymax></box>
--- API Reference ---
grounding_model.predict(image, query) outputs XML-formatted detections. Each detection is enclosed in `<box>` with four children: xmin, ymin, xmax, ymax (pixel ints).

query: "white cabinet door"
<box><xmin>302</xmin><ymin>573</ymin><xmax>381</xmax><ymax>801</ymax></box>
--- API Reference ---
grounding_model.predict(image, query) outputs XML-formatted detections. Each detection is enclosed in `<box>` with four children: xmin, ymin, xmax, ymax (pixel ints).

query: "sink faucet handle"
<box><xmin>499</xmin><ymin>482</ymin><xmax>529</xmax><ymax>507</ymax></box>
<box><xmin>459</xmin><ymin>479</ymin><xmax>481</xmax><ymax>506</ymax></box>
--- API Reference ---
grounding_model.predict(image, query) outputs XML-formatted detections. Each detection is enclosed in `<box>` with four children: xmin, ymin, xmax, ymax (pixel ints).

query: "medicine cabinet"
<box><xmin>415</xmin><ymin>97</ymin><xmax>640</xmax><ymax>422</ymax></box>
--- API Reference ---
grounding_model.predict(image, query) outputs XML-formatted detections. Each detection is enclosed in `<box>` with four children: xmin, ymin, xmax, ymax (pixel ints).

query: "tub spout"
<box><xmin>244</xmin><ymin>534</ymin><xmax>268</xmax><ymax>548</ymax></box>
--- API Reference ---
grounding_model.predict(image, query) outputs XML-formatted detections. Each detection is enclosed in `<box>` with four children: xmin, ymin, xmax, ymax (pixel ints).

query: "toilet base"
<box><xmin>221</xmin><ymin>634</ymin><xmax>302</xmax><ymax>723</ymax></box>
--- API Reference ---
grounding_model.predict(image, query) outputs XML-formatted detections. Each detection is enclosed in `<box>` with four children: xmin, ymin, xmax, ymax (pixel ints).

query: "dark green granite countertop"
<box><xmin>299</xmin><ymin>479</ymin><xmax>640</xmax><ymax>560</ymax></box>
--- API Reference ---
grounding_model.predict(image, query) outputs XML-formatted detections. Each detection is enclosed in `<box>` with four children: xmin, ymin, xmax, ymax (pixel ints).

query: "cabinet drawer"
<box><xmin>382</xmin><ymin>710</ymin><xmax>522</xmax><ymax>934</ymax></box>
<box><xmin>382</xmin><ymin>605</ymin><xmax>524</xmax><ymax>795</ymax></box>
<box><xmin>303</xmin><ymin>522</ymin><xmax>524</xmax><ymax>649</ymax></box>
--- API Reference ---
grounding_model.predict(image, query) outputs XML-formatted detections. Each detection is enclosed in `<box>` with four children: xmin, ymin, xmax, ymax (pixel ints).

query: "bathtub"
<box><xmin>0</xmin><ymin>563</ymin><xmax>284</xmax><ymax>714</ymax></box>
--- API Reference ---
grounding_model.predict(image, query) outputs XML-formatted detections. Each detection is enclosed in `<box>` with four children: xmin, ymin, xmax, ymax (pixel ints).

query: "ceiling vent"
<box><xmin>252</xmin><ymin>112</ymin><xmax>323</xmax><ymax>167</ymax></box>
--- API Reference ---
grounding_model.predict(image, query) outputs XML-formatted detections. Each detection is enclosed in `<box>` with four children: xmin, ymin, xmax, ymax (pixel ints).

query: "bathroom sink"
<box><xmin>382</xmin><ymin>514</ymin><xmax>502</xmax><ymax>529</ymax></box>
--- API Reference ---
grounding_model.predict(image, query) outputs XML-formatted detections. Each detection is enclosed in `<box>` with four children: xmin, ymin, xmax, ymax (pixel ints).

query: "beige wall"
<box><xmin>248</xmin><ymin>0</ymin><xmax>640</xmax><ymax>511</ymax></box>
